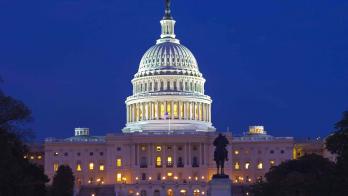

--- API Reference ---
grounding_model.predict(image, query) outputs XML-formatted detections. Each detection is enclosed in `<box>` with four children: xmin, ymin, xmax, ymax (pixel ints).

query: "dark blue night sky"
<box><xmin>1</xmin><ymin>0</ymin><xmax>347</xmax><ymax>140</ymax></box>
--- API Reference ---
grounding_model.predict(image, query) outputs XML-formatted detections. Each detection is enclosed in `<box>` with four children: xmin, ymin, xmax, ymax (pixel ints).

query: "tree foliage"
<box><xmin>325</xmin><ymin>111</ymin><xmax>348</xmax><ymax>194</ymax></box>
<box><xmin>0</xmin><ymin>88</ymin><xmax>48</xmax><ymax>196</ymax></box>
<box><xmin>50</xmin><ymin>165</ymin><xmax>75</xmax><ymax>196</ymax></box>
<box><xmin>252</xmin><ymin>111</ymin><xmax>348</xmax><ymax>196</ymax></box>
<box><xmin>251</xmin><ymin>154</ymin><xmax>335</xmax><ymax>196</ymax></box>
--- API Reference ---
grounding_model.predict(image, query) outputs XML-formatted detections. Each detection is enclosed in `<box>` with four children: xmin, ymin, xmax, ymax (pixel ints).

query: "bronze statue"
<box><xmin>163</xmin><ymin>0</ymin><xmax>173</xmax><ymax>19</ymax></box>
<box><xmin>213</xmin><ymin>133</ymin><xmax>229</xmax><ymax>178</ymax></box>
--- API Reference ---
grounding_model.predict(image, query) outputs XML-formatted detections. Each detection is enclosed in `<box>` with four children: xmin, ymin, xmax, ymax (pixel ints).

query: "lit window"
<box><xmin>37</xmin><ymin>155</ymin><xmax>42</xmax><ymax>160</ymax></box>
<box><xmin>156</xmin><ymin>146</ymin><xmax>162</xmax><ymax>152</ymax></box>
<box><xmin>99</xmin><ymin>164</ymin><xmax>105</xmax><ymax>171</ymax></box>
<box><xmin>257</xmin><ymin>162</ymin><xmax>263</xmax><ymax>169</ymax></box>
<box><xmin>156</xmin><ymin>156</ymin><xmax>162</xmax><ymax>167</ymax></box>
<box><xmin>270</xmin><ymin>160</ymin><xmax>275</xmax><ymax>166</ymax></box>
<box><xmin>89</xmin><ymin>162</ymin><xmax>94</xmax><ymax>170</ymax></box>
<box><xmin>116</xmin><ymin>158</ymin><xmax>122</xmax><ymax>167</ymax></box>
<box><xmin>234</xmin><ymin>150</ymin><xmax>239</xmax><ymax>155</ymax></box>
<box><xmin>234</xmin><ymin>162</ymin><xmax>240</xmax><ymax>170</ymax></box>
<box><xmin>167</xmin><ymin>172</ymin><xmax>173</xmax><ymax>177</ymax></box>
<box><xmin>245</xmin><ymin>162</ymin><xmax>250</xmax><ymax>170</ymax></box>
<box><xmin>30</xmin><ymin>156</ymin><xmax>34</xmax><ymax>160</ymax></box>
<box><xmin>76</xmin><ymin>164</ymin><xmax>82</xmax><ymax>171</ymax></box>
<box><xmin>54</xmin><ymin>152</ymin><xmax>59</xmax><ymax>156</ymax></box>
<box><xmin>180</xmin><ymin>189</ymin><xmax>187</xmax><ymax>193</ymax></box>
<box><xmin>116</xmin><ymin>173</ymin><xmax>122</xmax><ymax>182</ymax></box>
<box><xmin>167</xmin><ymin>156</ymin><xmax>173</xmax><ymax>166</ymax></box>
<box><xmin>53</xmin><ymin>163</ymin><xmax>59</xmax><ymax>172</ymax></box>
<box><xmin>141</xmin><ymin>146</ymin><xmax>146</xmax><ymax>151</ymax></box>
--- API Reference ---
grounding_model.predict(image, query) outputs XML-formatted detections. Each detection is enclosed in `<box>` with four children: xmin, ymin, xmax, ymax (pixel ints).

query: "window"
<box><xmin>234</xmin><ymin>150</ymin><xmax>239</xmax><ymax>155</ymax></box>
<box><xmin>141</xmin><ymin>173</ymin><xmax>146</xmax><ymax>181</ymax></box>
<box><xmin>117</xmin><ymin>147</ymin><xmax>121</xmax><ymax>151</ymax></box>
<box><xmin>270</xmin><ymin>160</ymin><xmax>275</xmax><ymax>166</ymax></box>
<box><xmin>53</xmin><ymin>163</ymin><xmax>59</xmax><ymax>172</ymax></box>
<box><xmin>234</xmin><ymin>162</ymin><xmax>240</xmax><ymax>170</ymax></box>
<box><xmin>270</xmin><ymin>150</ymin><xmax>274</xmax><ymax>154</ymax></box>
<box><xmin>54</xmin><ymin>152</ymin><xmax>59</xmax><ymax>156</ymax></box>
<box><xmin>245</xmin><ymin>162</ymin><xmax>250</xmax><ymax>170</ymax></box>
<box><xmin>116</xmin><ymin>158</ymin><xmax>122</xmax><ymax>167</ymax></box>
<box><xmin>280</xmin><ymin>150</ymin><xmax>285</xmax><ymax>154</ymax></box>
<box><xmin>116</xmin><ymin>173</ymin><xmax>122</xmax><ymax>182</ymax></box>
<box><xmin>140</xmin><ymin>157</ymin><xmax>147</xmax><ymax>168</ymax></box>
<box><xmin>156</xmin><ymin>156</ymin><xmax>162</xmax><ymax>167</ymax></box>
<box><xmin>99</xmin><ymin>164</ymin><xmax>105</xmax><ymax>171</ymax></box>
<box><xmin>167</xmin><ymin>156</ymin><xmax>173</xmax><ymax>167</ymax></box>
<box><xmin>177</xmin><ymin>157</ymin><xmax>184</xmax><ymax>167</ymax></box>
<box><xmin>156</xmin><ymin>146</ymin><xmax>162</xmax><ymax>152</ymax></box>
<box><xmin>89</xmin><ymin>152</ymin><xmax>94</xmax><ymax>156</ymax></box>
<box><xmin>64</xmin><ymin>152</ymin><xmax>68</xmax><ymax>156</ymax></box>
<box><xmin>192</xmin><ymin>157</ymin><xmax>199</xmax><ymax>167</ymax></box>
<box><xmin>257</xmin><ymin>162</ymin><xmax>263</xmax><ymax>169</ymax></box>
<box><xmin>178</xmin><ymin>146</ymin><xmax>183</xmax><ymax>151</ymax></box>
<box><xmin>89</xmin><ymin>162</ymin><xmax>94</xmax><ymax>170</ymax></box>
<box><xmin>100</xmin><ymin>152</ymin><xmax>104</xmax><ymax>156</ymax></box>
<box><xmin>77</xmin><ymin>152</ymin><xmax>81</xmax><ymax>156</ymax></box>
<box><xmin>167</xmin><ymin>172</ymin><xmax>173</xmax><ymax>177</ymax></box>
<box><xmin>76</xmin><ymin>164</ymin><xmax>82</xmax><ymax>171</ymax></box>
<box><xmin>37</xmin><ymin>155</ymin><xmax>42</xmax><ymax>160</ymax></box>
<box><xmin>141</xmin><ymin>146</ymin><xmax>146</xmax><ymax>151</ymax></box>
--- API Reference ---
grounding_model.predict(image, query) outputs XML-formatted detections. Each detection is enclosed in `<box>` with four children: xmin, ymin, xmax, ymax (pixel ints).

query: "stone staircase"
<box><xmin>78</xmin><ymin>185</ymin><xmax>115</xmax><ymax>196</ymax></box>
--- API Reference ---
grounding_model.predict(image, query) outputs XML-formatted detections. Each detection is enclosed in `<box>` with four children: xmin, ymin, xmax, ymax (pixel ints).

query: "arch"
<box><xmin>193</xmin><ymin>189</ymin><xmax>200</xmax><ymax>196</ymax></box>
<box><xmin>167</xmin><ymin>189</ymin><xmax>174</xmax><ymax>196</ymax></box>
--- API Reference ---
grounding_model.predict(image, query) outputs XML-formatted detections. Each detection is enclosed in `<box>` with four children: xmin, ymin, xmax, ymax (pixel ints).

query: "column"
<box><xmin>171</xmin><ymin>101</ymin><xmax>174</xmax><ymax>119</ymax></box>
<box><xmin>209</xmin><ymin>104</ymin><xmax>212</xmax><ymax>122</ymax></box>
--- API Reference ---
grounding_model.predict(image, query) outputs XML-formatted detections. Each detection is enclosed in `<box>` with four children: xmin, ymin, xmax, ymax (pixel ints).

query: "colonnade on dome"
<box><xmin>132</xmin><ymin>76</ymin><xmax>205</xmax><ymax>95</ymax></box>
<box><xmin>126</xmin><ymin>101</ymin><xmax>211</xmax><ymax>123</ymax></box>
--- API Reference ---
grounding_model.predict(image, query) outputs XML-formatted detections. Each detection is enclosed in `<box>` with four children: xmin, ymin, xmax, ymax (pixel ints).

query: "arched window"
<box><xmin>193</xmin><ymin>189</ymin><xmax>200</xmax><ymax>196</ymax></box>
<box><xmin>167</xmin><ymin>189</ymin><xmax>174</xmax><ymax>196</ymax></box>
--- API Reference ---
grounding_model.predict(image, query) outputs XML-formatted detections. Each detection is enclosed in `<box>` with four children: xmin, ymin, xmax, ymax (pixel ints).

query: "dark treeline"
<box><xmin>251</xmin><ymin>111</ymin><xmax>348</xmax><ymax>196</ymax></box>
<box><xmin>0</xmin><ymin>85</ymin><xmax>74</xmax><ymax>196</ymax></box>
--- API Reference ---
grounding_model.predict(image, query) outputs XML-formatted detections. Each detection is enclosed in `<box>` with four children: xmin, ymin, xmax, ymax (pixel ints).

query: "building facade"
<box><xmin>44</xmin><ymin>2</ymin><xmax>295</xmax><ymax>196</ymax></box>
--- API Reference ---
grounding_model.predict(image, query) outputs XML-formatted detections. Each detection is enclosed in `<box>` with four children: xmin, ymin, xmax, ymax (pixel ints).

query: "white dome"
<box><xmin>136</xmin><ymin>42</ymin><xmax>202</xmax><ymax>78</ymax></box>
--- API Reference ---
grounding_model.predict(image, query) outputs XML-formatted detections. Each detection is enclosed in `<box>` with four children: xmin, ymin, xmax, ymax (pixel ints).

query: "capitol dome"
<box><xmin>136</xmin><ymin>42</ymin><xmax>202</xmax><ymax>78</ymax></box>
<box><xmin>123</xmin><ymin>1</ymin><xmax>215</xmax><ymax>133</ymax></box>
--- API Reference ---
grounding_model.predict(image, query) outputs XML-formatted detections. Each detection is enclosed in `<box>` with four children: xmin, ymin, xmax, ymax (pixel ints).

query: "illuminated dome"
<box><xmin>136</xmin><ymin>42</ymin><xmax>202</xmax><ymax>78</ymax></box>
<box><xmin>123</xmin><ymin>0</ymin><xmax>215</xmax><ymax>133</ymax></box>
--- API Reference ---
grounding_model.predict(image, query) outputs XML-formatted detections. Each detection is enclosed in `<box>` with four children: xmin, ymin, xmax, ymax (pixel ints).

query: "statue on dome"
<box><xmin>164</xmin><ymin>0</ymin><xmax>173</xmax><ymax>19</ymax></box>
<box><xmin>213</xmin><ymin>133</ymin><xmax>229</xmax><ymax>178</ymax></box>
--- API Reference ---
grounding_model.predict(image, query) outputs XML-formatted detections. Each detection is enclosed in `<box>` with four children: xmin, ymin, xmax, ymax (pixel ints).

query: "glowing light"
<box><xmin>99</xmin><ymin>164</ymin><xmax>105</xmax><ymax>171</ymax></box>
<box><xmin>89</xmin><ymin>162</ymin><xmax>94</xmax><ymax>170</ymax></box>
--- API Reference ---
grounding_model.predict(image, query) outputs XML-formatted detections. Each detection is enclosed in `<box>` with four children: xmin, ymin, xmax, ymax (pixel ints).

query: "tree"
<box><xmin>0</xmin><ymin>88</ymin><xmax>48</xmax><ymax>196</ymax></box>
<box><xmin>251</xmin><ymin>154</ymin><xmax>336</xmax><ymax>196</ymax></box>
<box><xmin>326</xmin><ymin>111</ymin><xmax>348</xmax><ymax>194</ymax></box>
<box><xmin>50</xmin><ymin>165</ymin><xmax>75</xmax><ymax>196</ymax></box>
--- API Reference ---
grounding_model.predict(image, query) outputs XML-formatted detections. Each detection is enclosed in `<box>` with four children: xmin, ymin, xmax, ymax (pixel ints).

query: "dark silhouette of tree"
<box><xmin>326</xmin><ymin>111</ymin><xmax>348</xmax><ymax>194</ymax></box>
<box><xmin>50</xmin><ymin>165</ymin><xmax>75</xmax><ymax>196</ymax></box>
<box><xmin>0</xmin><ymin>87</ymin><xmax>48</xmax><ymax>196</ymax></box>
<box><xmin>251</xmin><ymin>154</ymin><xmax>336</xmax><ymax>196</ymax></box>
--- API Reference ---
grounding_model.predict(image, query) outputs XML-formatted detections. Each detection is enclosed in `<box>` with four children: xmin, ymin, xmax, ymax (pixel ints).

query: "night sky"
<box><xmin>1</xmin><ymin>0</ymin><xmax>347</xmax><ymax>140</ymax></box>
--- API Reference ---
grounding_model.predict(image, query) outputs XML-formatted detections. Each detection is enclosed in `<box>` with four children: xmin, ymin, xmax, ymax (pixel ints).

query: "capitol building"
<box><xmin>43</xmin><ymin>2</ymin><xmax>296</xmax><ymax>196</ymax></box>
